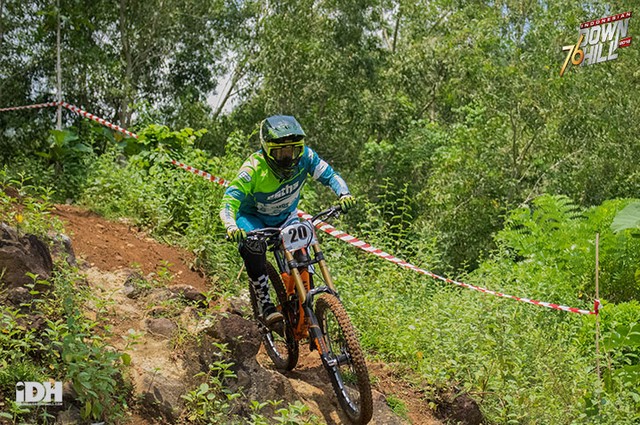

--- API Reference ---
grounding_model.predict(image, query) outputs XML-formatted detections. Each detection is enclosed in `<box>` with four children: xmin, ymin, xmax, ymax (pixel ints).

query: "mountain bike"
<box><xmin>246</xmin><ymin>206</ymin><xmax>373</xmax><ymax>425</ymax></box>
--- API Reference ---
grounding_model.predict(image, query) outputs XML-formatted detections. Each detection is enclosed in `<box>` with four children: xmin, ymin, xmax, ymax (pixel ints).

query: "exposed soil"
<box><xmin>53</xmin><ymin>204</ymin><xmax>208</xmax><ymax>292</ymax></box>
<box><xmin>51</xmin><ymin>204</ymin><xmax>446</xmax><ymax>425</ymax></box>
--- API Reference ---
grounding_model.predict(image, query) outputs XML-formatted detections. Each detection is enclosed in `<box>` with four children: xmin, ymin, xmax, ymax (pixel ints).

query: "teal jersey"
<box><xmin>220</xmin><ymin>146</ymin><xmax>349</xmax><ymax>230</ymax></box>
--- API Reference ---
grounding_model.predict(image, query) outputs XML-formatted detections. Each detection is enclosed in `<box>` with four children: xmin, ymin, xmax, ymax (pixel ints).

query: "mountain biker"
<box><xmin>219</xmin><ymin>115</ymin><xmax>356</xmax><ymax>327</ymax></box>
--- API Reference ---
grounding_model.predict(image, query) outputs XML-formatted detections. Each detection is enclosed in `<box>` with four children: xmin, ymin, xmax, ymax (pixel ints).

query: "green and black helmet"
<box><xmin>259</xmin><ymin>115</ymin><xmax>306</xmax><ymax>179</ymax></box>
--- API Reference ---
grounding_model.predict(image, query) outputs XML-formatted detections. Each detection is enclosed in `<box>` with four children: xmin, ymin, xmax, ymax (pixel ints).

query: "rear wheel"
<box><xmin>249</xmin><ymin>262</ymin><xmax>299</xmax><ymax>371</ymax></box>
<box><xmin>315</xmin><ymin>294</ymin><xmax>373</xmax><ymax>424</ymax></box>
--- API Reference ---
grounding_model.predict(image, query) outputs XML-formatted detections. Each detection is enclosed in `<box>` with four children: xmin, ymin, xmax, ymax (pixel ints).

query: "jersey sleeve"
<box><xmin>219</xmin><ymin>159</ymin><xmax>255</xmax><ymax>229</ymax></box>
<box><xmin>304</xmin><ymin>147</ymin><xmax>350</xmax><ymax>197</ymax></box>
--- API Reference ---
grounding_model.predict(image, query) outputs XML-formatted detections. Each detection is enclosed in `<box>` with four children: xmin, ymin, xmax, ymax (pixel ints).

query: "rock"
<box><xmin>146</xmin><ymin>288</ymin><xmax>174</xmax><ymax>304</ymax></box>
<box><xmin>193</xmin><ymin>317</ymin><xmax>215</xmax><ymax>334</ymax></box>
<box><xmin>145</xmin><ymin>317</ymin><xmax>178</xmax><ymax>339</ymax></box>
<box><xmin>179</xmin><ymin>307</ymin><xmax>201</xmax><ymax>333</ymax></box>
<box><xmin>137</xmin><ymin>372</ymin><xmax>185</xmax><ymax>423</ymax></box>
<box><xmin>168</xmin><ymin>284</ymin><xmax>207</xmax><ymax>308</ymax></box>
<box><xmin>47</xmin><ymin>232</ymin><xmax>77</xmax><ymax>267</ymax></box>
<box><xmin>148</xmin><ymin>305</ymin><xmax>173</xmax><ymax>318</ymax></box>
<box><xmin>199</xmin><ymin>314</ymin><xmax>297</xmax><ymax>416</ymax></box>
<box><xmin>123</xmin><ymin>270</ymin><xmax>148</xmax><ymax>299</ymax></box>
<box><xmin>2</xmin><ymin>186</ymin><xmax>20</xmax><ymax>199</ymax></box>
<box><xmin>372</xmin><ymin>391</ymin><xmax>409</xmax><ymax>425</ymax></box>
<box><xmin>205</xmin><ymin>314</ymin><xmax>261</xmax><ymax>362</ymax></box>
<box><xmin>62</xmin><ymin>381</ymin><xmax>77</xmax><ymax>400</ymax></box>
<box><xmin>436</xmin><ymin>390</ymin><xmax>483</xmax><ymax>425</ymax></box>
<box><xmin>56</xmin><ymin>406</ymin><xmax>82</xmax><ymax>425</ymax></box>
<box><xmin>20</xmin><ymin>314</ymin><xmax>46</xmax><ymax>332</ymax></box>
<box><xmin>0</xmin><ymin>223</ymin><xmax>53</xmax><ymax>289</ymax></box>
<box><xmin>6</xmin><ymin>286</ymin><xmax>33</xmax><ymax>306</ymax></box>
<box><xmin>226</xmin><ymin>289</ymin><xmax>252</xmax><ymax>317</ymax></box>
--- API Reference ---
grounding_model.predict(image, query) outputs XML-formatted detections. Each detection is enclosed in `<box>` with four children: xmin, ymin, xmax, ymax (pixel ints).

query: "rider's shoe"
<box><xmin>262</xmin><ymin>303</ymin><xmax>284</xmax><ymax>329</ymax></box>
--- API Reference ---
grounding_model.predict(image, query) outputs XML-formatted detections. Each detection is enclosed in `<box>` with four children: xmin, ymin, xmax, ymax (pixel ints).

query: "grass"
<box><xmin>386</xmin><ymin>394</ymin><xmax>409</xmax><ymax>420</ymax></box>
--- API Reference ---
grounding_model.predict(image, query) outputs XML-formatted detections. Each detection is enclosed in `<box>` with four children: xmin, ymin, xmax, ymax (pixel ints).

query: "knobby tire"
<box><xmin>315</xmin><ymin>294</ymin><xmax>373</xmax><ymax>425</ymax></box>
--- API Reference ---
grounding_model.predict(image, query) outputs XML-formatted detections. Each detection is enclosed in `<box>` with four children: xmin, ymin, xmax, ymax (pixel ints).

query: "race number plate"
<box><xmin>281</xmin><ymin>221</ymin><xmax>317</xmax><ymax>252</ymax></box>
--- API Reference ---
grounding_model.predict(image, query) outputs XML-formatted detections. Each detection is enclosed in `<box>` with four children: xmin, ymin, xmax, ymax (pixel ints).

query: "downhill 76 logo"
<box><xmin>561</xmin><ymin>11</ymin><xmax>632</xmax><ymax>76</ymax></box>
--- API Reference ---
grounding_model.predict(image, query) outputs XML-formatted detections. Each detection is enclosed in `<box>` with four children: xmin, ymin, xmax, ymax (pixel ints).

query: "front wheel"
<box><xmin>315</xmin><ymin>294</ymin><xmax>373</xmax><ymax>424</ymax></box>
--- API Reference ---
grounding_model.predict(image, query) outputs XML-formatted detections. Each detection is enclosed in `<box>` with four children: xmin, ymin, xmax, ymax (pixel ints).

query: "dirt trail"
<box><xmin>53</xmin><ymin>205</ymin><xmax>208</xmax><ymax>291</ymax></box>
<box><xmin>52</xmin><ymin>204</ymin><xmax>442</xmax><ymax>425</ymax></box>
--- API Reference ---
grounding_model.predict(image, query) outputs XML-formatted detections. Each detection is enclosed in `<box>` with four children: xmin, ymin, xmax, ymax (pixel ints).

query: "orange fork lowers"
<box><xmin>281</xmin><ymin>269</ymin><xmax>311</xmax><ymax>340</ymax></box>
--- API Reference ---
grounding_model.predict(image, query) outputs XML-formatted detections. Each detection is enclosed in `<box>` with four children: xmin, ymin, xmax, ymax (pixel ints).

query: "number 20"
<box><xmin>288</xmin><ymin>226</ymin><xmax>308</xmax><ymax>243</ymax></box>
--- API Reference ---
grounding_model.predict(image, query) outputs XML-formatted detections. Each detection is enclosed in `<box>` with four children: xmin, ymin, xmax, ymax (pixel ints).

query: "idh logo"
<box><xmin>15</xmin><ymin>381</ymin><xmax>63</xmax><ymax>405</ymax></box>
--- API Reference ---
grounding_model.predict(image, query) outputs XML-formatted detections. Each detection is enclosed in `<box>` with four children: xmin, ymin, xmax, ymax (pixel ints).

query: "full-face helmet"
<box><xmin>259</xmin><ymin>115</ymin><xmax>306</xmax><ymax>179</ymax></box>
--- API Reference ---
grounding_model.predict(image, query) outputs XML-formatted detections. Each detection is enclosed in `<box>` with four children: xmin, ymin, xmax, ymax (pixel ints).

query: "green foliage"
<box><xmin>122</xmin><ymin>124</ymin><xmax>207</xmax><ymax>168</ymax></box>
<box><xmin>38</xmin><ymin>129</ymin><xmax>92</xmax><ymax>162</ymax></box>
<box><xmin>0</xmin><ymin>169</ymin><xmax>63</xmax><ymax>237</ymax></box>
<box><xmin>492</xmin><ymin>195</ymin><xmax>640</xmax><ymax>303</ymax></box>
<box><xmin>326</xmin><ymin>194</ymin><xmax>640</xmax><ymax>423</ymax></box>
<box><xmin>0</xmin><ymin>192</ymin><xmax>130</xmax><ymax>423</ymax></box>
<box><xmin>385</xmin><ymin>394</ymin><xmax>409</xmax><ymax>420</ymax></box>
<box><xmin>181</xmin><ymin>343</ymin><xmax>241</xmax><ymax>424</ymax></box>
<box><xmin>611</xmin><ymin>202</ymin><xmax>640</xmax><ymax>234</ymax></box>
<box><xmin>0</xmin><ymin>274</ymin><xmax>130</xmax><ymax>423</ymax></box>
<box><xmin>247</xmin><ymin>400</ymin><xmax>322</xmax><ymax>425</ymax></box>
<box><xmin>581</xmin><ymin>301</ymin><xmax>640</xmax><ymax>422</ymax></box>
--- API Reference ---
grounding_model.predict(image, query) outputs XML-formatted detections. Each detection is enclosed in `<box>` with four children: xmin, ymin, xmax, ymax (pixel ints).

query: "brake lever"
<box><xmin>332</xmin><ymin>205</ymin><xmax>343</xmax><ymax>218</ymax></box>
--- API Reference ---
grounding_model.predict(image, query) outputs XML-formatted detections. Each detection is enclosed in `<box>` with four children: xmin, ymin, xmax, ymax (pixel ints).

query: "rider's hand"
<box><xmin>226</xmin><ymin>226</ymin><xmax>246</xmax><ymax>242</ymax></box>
<box><xmin>339</xmin><ymin>194</ymin><xmax>356</xmax><ymax>213</ymax></box>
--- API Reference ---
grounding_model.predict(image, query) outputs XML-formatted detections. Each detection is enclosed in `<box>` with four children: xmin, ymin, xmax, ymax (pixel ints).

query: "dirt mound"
<box><xmin>53</xmin><ymin>204</ymin><xmax>208</xmax><ymax>291</ymax></box>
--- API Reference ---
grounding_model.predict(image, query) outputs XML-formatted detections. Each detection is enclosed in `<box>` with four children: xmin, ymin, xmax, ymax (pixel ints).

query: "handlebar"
<box><xmin>246</xmin><ymin>227</ymin><xmax>281</xmax><ymax>238</ymax></box>
<box><xmin>237</xmin><ymin>205</ymin><xmax>343</xmax><ymax>242</ymax></box>
<box><xmin>310</xmin><ymin>205</ymin><xmax>342</xmax><ymax>223</ymax></box>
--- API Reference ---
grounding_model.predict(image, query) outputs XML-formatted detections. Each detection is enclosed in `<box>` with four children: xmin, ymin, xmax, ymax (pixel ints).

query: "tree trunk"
<box><xmin>56</xmin><ymin>0</ymin><xmax>62</xmax><ymax>130</ymax></box>
<box><xmin>391</xmin><ymin>10</ymin><xmax>400</xmax><ymax>53</ymax></box>
<box><xmin>119</xmin><ymin>0</ymin><xmax>133</xmax><ymax>127</ymax></box>
<box><xmin>0</xmin><ymin>0</ymin><xmax>5</xmax><ymax>45</ymax></box>
<box><xmin>213</xmin><ymin>56</ymin><xmax>248</xmax><ymax>120</ymax></box>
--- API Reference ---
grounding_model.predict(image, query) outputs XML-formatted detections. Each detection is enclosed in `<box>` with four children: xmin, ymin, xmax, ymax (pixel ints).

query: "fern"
<box><xmin>358</xmin><ymin>178</ymin><xmax>416</xmax><ymax>257</ymax></box>
<box><xmin>497</xmin><ymin>194</ymin><xmax>584</xmax><ymax>258</ymax></box>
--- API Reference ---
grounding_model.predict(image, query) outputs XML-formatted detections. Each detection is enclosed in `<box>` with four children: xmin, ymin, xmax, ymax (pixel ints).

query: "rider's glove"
<box><xmin>339</xmin><ymin>194</ymin><xmax>356</xmax><ymax>213</ymax></box>
<box><xmin>226</xmin><ymin>226</ymin><xmax>246</xmax><ymax>243</ymax></box>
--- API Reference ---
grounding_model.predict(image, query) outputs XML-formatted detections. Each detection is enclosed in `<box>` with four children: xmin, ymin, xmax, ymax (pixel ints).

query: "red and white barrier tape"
<box><xmin>1</xmin><ymin>101</ymin><xmax>234</xmax><ymax>188</ymax></box>
<box><xmin>0</xmin><ymin>102</ymin><xmax>61</xmax><ymax>112</ymax></box>
<box><xmin>0</xmin><ymin>100</ymin><xmax>139</xmax><ymax>139</ymax></box>
<box><xmin>170</xmin><ymin>160</ymin><xmax>231</xmax><ymax>187</ymax></box>
<box><xmin>0</xmin><ymin>100</ymin><xmax>600</xmax><ymax>315</ymax></box>
<box><xmin>172</xmin><ymin>160</ymin><xmax>600</xmax><ymax>316</ymax></box>
<box><xmin>60</xmin><ymin>102</ymin><xmax>139</xmax><ymax>139</ymax></box>
<box><xmin>299</xmin><ymin>211</ymin><xmax>600</xmax><ymax>315</ymax></box>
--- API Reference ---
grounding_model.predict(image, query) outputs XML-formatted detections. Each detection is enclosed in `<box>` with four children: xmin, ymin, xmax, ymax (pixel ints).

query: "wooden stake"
<box><xmin>595</xmin><ymin>233</ymin><xmax>601</xmax><ymax>382</ymax></box>
<box><xmin>235</xmin><ymin>264</ymin><xmax>245</xmax><ymax>285</ymax></box>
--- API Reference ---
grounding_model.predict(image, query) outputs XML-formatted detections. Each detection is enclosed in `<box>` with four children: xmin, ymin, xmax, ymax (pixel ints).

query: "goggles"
<box><xmin>267</xmin><ymin>139</ymin><xmax>304</xmax><ymax>162</ymax></box>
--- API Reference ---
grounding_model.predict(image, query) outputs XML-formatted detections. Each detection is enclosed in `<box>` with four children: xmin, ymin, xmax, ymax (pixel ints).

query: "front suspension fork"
<box><xmin>311</xmin><ymin>243</ymin><xmax>337</xmax><ymax>294</ymax></box>
<box><xmin>283</xmin><ymin>244</ymin><xmax>339</xmax><ymax>364</ymax></box>
<box><xmin>303</xmin><ymin>304</ymin><xmax>333</xmax><ymax>364</ymax></box>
